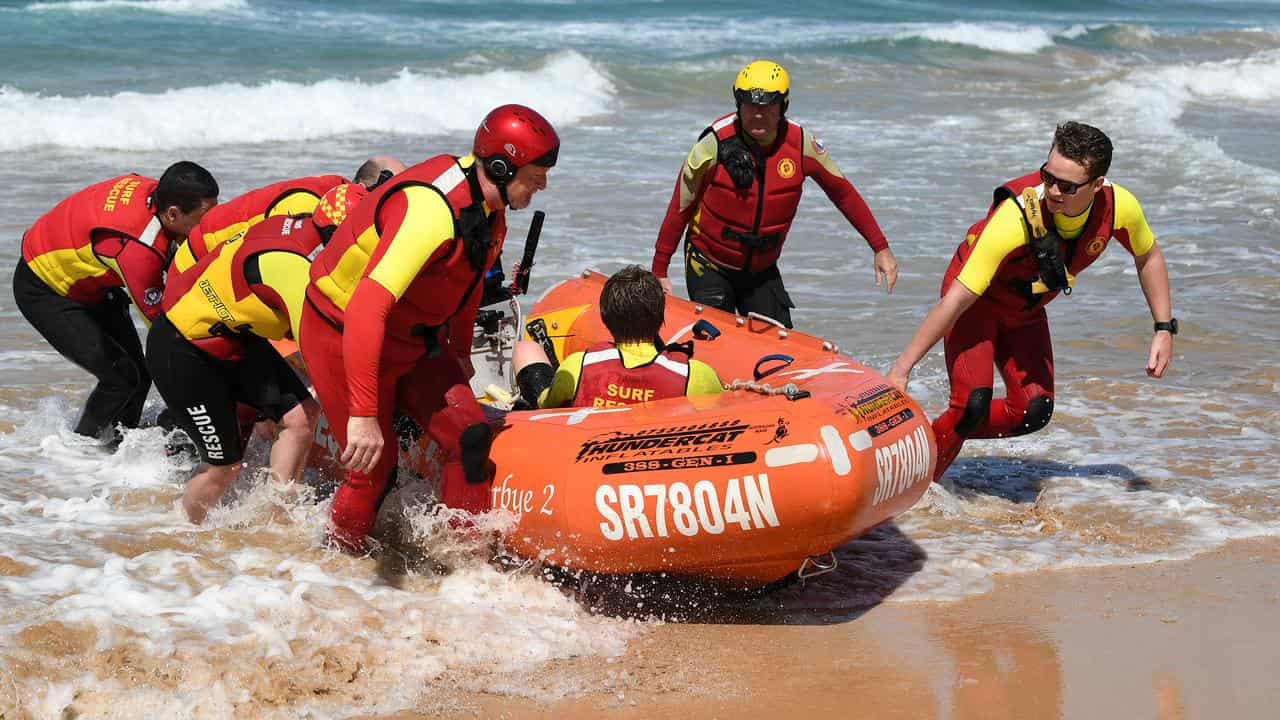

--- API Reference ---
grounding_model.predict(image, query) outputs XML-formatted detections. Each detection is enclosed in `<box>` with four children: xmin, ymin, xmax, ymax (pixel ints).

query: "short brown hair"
<box><xmin>1052</xmin><ymin>121</ymin><xmax>1113</xmax><ymax>178</ymax></box>
<box><xmin>600</xmin><ymin>265</ymin><xmax>665</xmax><ymax>344</ymax></box>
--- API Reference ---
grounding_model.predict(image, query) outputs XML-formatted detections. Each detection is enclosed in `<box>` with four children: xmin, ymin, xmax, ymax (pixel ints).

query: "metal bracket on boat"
<box><xmin>796</xmin><ymin>551</ymin><xmax>839</xmax><ymax>585</ymax></box>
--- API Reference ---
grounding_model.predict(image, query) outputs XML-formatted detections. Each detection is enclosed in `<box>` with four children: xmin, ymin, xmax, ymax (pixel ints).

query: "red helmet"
<box><xmin>473</xmin><ymin>104</ymin><xmax>559</xmax><ymax>184</ymax></box>
<box><xmin>312</xmin><ymin>182</ymin><xmax>367</xmax><ymax>232</ymax></box>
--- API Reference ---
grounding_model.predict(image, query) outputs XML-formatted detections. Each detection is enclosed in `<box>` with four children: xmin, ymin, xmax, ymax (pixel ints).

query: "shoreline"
<box><xmin>381</xmin><ymin>536</ymin><xmax>1280</xmax><ymax>719</ymax></box>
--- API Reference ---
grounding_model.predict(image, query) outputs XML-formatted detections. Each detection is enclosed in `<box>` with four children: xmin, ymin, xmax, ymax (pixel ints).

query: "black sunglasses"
<box><xmin>1039</xmin><ymin>163</ymin><xmax>1096</xmax><ymax>195</ymax></box>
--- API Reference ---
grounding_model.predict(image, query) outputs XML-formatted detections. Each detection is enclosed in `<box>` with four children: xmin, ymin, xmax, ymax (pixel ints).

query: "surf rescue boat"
<box><xmin>287</xmin><ymin>270</ymin><xmax>936</xmax><ymax>588</ymax></box>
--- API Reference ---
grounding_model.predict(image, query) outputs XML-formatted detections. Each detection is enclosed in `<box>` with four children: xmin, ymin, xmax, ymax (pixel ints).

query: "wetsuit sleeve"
<box><xmin>342</xmin><ymin>188</ymin><xmax>458</xmax><ymax>417</ymax></box>
<box><xmin>801</xmin><ymin>129</ymin><xmax>888</xmax><ymax>253</ymax></box>
<box><xmin>538</xmin><ymin>351</ymin><xmax>587</xmax><ymax>409</ymax></box>
<box><xmin>248</xmin><ymin>250</ymin><xmax>311</xmax><ymax>341</ymax></box>
<box><xmin>687</xmin><ymin>360</ymin><xmax>724</xmax><ymax>396</ymax></box>
<box><xmin>92</xmin><ymin>231</ymin><xmax>166</xmax><ymax>323</ymax></box>
<box><xmin>653</xmin><ymin>133</ymin><xmax>719</xmax><ymax>278</ymax></box>
<box><xmin>954</xmin><ymin>200</ymin><xmax>1028</xmax><ymax>296</ymax></box>
<box><xmin>1110</xmin><ymin>184</ymin><xmax>1156</xmax><ymax>257</ymax></box>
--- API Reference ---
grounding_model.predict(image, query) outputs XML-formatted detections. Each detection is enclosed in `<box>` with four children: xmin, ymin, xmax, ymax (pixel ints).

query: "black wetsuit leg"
<box><xmin>12</xmin><ymin>259</ymin><xmax>150</xmax><ymax>442</ymax></box>
<box><xmin>736</xmin><ymin>263</ymin><xmax>795</xmax><ymax>329</ymax></box>
<box><xmin>683</xmin><ymin>242</ymin><xmax>737</xmax><ymax>314</ymax></box>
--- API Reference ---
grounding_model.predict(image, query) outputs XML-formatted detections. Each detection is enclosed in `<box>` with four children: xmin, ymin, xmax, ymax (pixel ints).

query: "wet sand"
<box><xmin>383</xmin><ymin>537</ymin><xmax>1280</xmax><ymax>719</ymax></box>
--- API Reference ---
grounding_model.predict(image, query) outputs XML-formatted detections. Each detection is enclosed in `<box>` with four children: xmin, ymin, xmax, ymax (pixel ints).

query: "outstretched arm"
<box><xmin>1135</xmin><ymin>241</ymin><xmax>1174</xmax><ymax>378</ymax></box>
<box><xmin>803</xmin><ymin>131</ymin><xmax>897</xmax><ymax>293</ymax></box>
<box><xmin>887</xmin><ymin>281</ymin><xmax>981</xmax><ymax>392</ymax></box>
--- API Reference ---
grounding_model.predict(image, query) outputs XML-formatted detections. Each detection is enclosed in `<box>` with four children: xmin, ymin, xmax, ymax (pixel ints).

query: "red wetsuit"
<box><xmin>301</xmin><ymin>154</ymin><xmax>504</xmax><ymax>548</ymax></box>
<box><xmin>932</xmin><ymin>172</ymin><xmax>1156</xmax><ymax>479</ymax></box>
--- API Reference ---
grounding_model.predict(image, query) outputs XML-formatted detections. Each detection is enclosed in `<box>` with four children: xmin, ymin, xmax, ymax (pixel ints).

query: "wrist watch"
<box><xmin>1153</xmin><ymin>318</ymin><xmax>1178</xmax><ymax>335</ymax></box>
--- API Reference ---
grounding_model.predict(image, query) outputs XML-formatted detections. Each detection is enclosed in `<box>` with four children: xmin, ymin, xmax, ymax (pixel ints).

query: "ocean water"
<box><xmin>1</xmin><ymin>0</ymin><xmax>1278</xmax><ymax>716</ymax></box>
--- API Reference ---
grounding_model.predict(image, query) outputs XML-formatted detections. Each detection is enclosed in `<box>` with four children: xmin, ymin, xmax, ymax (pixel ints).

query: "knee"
<box><xmin>458</xmin><ymin>423</ymin><xmax>494</xmax><ymax>484</ymax></box>
<box><xmin>1016</xmin><ymin>395</ymin><xmax>1054</xmax><ymax>434</ymax></box>
<box><xmin>283</xmin><ymin>398</ymin><xmax>321</xmax><ymax>434</ymax></box>
<box><xmin>955</xmin><ymin>388</ymin><xmax>993</xmax><ymax>438</ymax></box>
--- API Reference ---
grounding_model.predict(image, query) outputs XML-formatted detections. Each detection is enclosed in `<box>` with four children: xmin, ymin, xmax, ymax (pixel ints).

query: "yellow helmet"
<box><xmin>733</xmin><ymin>60</ymin><xmax>790</xmax><ymax>110</ymax></box>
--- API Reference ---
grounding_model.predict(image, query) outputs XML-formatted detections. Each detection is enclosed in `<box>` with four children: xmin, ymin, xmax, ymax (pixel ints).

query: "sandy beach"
<box><xmin>383</xmin><ymin>537</ymin><xmax>1280</xmax><ymax>719</ymax></box>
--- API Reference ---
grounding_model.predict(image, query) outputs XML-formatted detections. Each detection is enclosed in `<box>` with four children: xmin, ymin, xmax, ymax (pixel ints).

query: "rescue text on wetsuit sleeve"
<box><xmin>800</xmin><ymin>130</ymin><xmax>888</xmax><ymax>253</ymax></box>
<box><xmin>653</xmin><ymin>133</ymin><xmax>720</xmax><ymax>278</ymax></box>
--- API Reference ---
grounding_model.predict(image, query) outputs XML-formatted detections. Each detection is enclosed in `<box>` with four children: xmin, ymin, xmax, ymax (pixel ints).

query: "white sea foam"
<box><xmin>25</xmin><ymin>0</ymin><xmax>248</xmax><ymax>14</ymax></box>
<box><xmin>0</xmin><ymin>51</ymin><xmax>613</xmax><ymax>151</ymax></box>
<box><xmin>0</xmin><ymin>400</ymin><xmax>639</xmax><ymax>716</ymax></box>
<box><xmin>895</xmin><ymin>22</ymin><xmax>1058</xmax><ymax>54</ymax></box>
<box><xmin>1103</xmin><ymin>48</ymin><xmax>1280</xmax><ymax>132</ymax></box>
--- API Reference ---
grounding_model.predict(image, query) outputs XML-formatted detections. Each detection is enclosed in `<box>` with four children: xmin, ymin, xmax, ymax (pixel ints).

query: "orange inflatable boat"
<box><xmin>286</xmin><ymin>270</ymin><xmax>936</xmax><ymax>588</ymax></box>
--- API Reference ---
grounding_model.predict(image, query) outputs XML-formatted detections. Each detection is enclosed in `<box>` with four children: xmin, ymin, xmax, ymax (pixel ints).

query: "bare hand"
<box><xmin>658</xmin><ymin>276</ymin><xmax>673</xmax><ymax>295</ymax></box>
<box><xmin>1147</xmin><ymin>332</ymin><xmax>1173</xmax><ymax>378</ymax></box>
<box><xmin>874</xmin><ymin>248</ymin><xmax>899</xmax><ymax>294</ymax></box>
<box><xmin>341</xmin><ymin>416</ymin><xmax>384</xmax><ymax>475</ymax></box>
<box><xmin>886</xmin><ymin>361</ymin><xmax>911</xmax><ymax>393</ymax></box>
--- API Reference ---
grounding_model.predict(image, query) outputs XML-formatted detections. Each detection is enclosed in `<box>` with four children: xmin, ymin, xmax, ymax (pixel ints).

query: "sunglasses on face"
<box><xmin>1039</xmin><ymin>162</ymin><xmax>1095</xmax><ymax>195</ymax></box>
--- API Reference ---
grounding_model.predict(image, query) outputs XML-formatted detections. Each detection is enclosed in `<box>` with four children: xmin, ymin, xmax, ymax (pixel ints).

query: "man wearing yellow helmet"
<box><xmin>651</xmin><ymin>60</ymin><xmax>898</xmax><ymax>328</ymax></box>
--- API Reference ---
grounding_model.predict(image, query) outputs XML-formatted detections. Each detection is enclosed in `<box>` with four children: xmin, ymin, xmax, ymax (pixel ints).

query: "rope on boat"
<box><xmin>725</xmin><ymin>378</ymin><xmax>811</xmax><ymax>401</ymax></box>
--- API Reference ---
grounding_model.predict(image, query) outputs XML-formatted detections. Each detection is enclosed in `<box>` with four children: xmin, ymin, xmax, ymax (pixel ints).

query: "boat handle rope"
<box><xmin>726</xmin><ymin>378</ymin><xmax>811</xmax><ymax>401</ymax></box>
<box><xmin>753</xmin><ymin>353</ymin><xmax>794</xmax><ymax>380</ymax></box>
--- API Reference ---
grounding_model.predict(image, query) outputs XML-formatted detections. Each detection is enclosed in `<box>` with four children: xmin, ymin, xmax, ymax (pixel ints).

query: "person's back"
<box><xmin>519</xmin><ymin>266</ymin><xmax>723</xmax><ymax>409</ymax></box>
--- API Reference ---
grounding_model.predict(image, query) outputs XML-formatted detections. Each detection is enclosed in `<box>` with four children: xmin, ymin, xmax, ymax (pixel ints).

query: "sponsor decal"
<box><xmin>602</xmin><ymin>452</ymin><xmax>757</xmax><ymax>475</ymax></box>
<box><xmin>1087</xmin><ymin>236</ymin><xmax>1106</xmax><ymax>255</ymax></box>
<box><xmin>143</xmin><ymin>287</ymin><xmax>162</xmax><ymax>306</ymax></box>
<box><xmin>867</xmin><ymin>408</ymin><xmax>915</xmax><ymax>437</ymax></box>
<box><xmin>575</xmin><ymin>420</ymin><xmax>748</xmax><ymax>464</ymax></box>
<box><xmin>198</xmin><ymin>278</ymin><xmax>235</xmax><ymax>326</ymax></box>
<box><xmin>777</xmin><ymin>157</ymin><xmax>796</xmax><ymax>179</ymax></box>
<box><xmin>872</xmin><ymin>425</ymin><xmax>930</xmax><ymax>506</ymax></box>
<box><xmin>837</xmin><ymin>384</ymin><xmax>911</xmax><ymax>423</ymax></box>
<box><xmin>811</xmin><ymin>136</ymin><xmax>827</xmax><ymax>155</ymax></box>
<box><xmin>185</xmin><ymin>404</ymin><xmax>224</xmax><ymax>461</ymax></box>
<box><xmin>596</xmin><ymin>472</ymin><xmax>780</xmax><ymax>541</ymax></box>
<box><xmin>490</xmin><ymin>474</ymin><xmax>557</xmax><ymax>517</ymax></box>
<box><xmin>764</xmin><ymin>417</ymin><xmax>790</xmax><ymax>445</ymax></box>
<box><xmin>103</xmin><ymin>177</ymin><xmax>142</xmax><ymax>212</ymax></box>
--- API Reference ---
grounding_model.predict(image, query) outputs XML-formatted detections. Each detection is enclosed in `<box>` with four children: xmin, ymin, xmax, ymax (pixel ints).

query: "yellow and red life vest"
<box><xmin>572</xmin><ymin>342</ymin><xmax>692</xmax><ymax>408</ymax></box>
<box><xmin>945</xmin><ymin>171</ymin><xmax>1116</xmax><ymax>314</ymax></box>
<box><xmin>689</xmin><ymin>113</ymin><xmax>806</xmax><ymax>273</ymax></box>
<box><xmin>307</xmin><ymin>155</ymin><xmax>505</xmax><ymax>345</ymax></box>
<box><xmin>172</xmin><ymin>174</ymin><xmax>345</xmax><ymax>275</ymax></box>
<box><xmin>21</xmin><ymin>174</ymin><xmax>164</xmax><ymax>304</ymax></box>
<box><xmin>162</xmin><ymin>215</ymin><xmax>314</xmax><ymax>359</ymax></box>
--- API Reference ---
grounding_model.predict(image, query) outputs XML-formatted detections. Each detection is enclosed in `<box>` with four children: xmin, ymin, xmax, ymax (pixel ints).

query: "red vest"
<box><xmin>162</xmin><ymin>215</ymin><xmax>314</xmax><ymax>359</ymax></box>
<box><xmin>944</xmin><ymin>171</ymin><xmax>1117</xmax><ymax>315</ymax></box>
<box><xmin>308</xmin><ymin>155</ymin><xmax>505</xmax><ymax>347</ymax></box>
<box><xmin>182</xmin><ymin>174</ymin><xmax>345</xmax><ymax>264</ymax></box>
<box><xmin>689</xmin><ymin>113</ymin><xmax>806</xmax><ymax>273</ymax></box>
<box><xmin>21</xmin><ymin>175</ymin><xmax>163</xmax><ymax>303</ymax></box>
<box><xmin>573</xmin><ymin>342</ymin><xmax>691</xmax><ymax>408</ymax></box>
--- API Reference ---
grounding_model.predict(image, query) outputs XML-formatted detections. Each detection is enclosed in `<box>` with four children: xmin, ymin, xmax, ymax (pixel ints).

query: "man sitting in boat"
<box><xmin>513</xmin><ymin>265</ymin><xmax>724</xmax><ymax>408</ymax></box>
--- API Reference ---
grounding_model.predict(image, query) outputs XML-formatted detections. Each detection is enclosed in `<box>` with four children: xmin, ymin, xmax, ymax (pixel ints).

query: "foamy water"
<box><xmin>2</xmin><ymin>0</ymin><xmax>1279</xmax><ymax>716</ymax></box>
